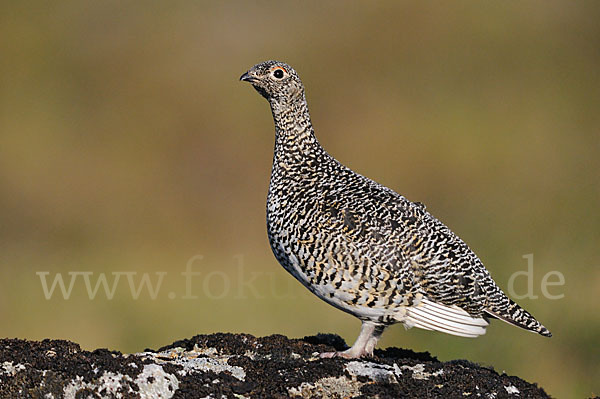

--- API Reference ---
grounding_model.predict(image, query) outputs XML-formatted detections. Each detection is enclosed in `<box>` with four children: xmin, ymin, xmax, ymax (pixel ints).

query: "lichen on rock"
<box><xmin>0</xmin><ymin>333</ymin><xmax>549</xmax><ymax>398</ymax></box>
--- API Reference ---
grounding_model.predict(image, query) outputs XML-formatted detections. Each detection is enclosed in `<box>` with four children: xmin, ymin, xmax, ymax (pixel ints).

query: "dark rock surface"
<box><xmin>0</xmin><ymin>333</ymin><xmax>549</xmax><ymax>398</ymax></box>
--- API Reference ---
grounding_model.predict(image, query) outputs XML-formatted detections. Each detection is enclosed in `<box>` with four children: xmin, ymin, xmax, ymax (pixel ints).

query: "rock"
<box><xmin>0</xmin><ymin>333</ymin><xmax>549</xmax><ymax>398</ymax></box>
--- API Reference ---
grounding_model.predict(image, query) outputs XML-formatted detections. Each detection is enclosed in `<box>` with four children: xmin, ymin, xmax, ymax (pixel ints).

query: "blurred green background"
<box><xmin>1</xmin><ymin>1</ymin><xmax>598</xmax><ymax>397</ymax></box>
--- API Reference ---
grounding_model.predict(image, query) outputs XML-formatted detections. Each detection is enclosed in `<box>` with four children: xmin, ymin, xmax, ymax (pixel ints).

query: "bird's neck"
<box><xmin>270</xmin><ymin>96</ymin><xmax>322</xmax><ymax>165</ymax></box>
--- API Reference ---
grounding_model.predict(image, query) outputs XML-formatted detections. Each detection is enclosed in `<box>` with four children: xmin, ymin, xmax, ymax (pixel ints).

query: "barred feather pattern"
<box><xmin>241</xmin><ymin>60</ymin><xmax>551</xmax><ymax>340</ymax></box>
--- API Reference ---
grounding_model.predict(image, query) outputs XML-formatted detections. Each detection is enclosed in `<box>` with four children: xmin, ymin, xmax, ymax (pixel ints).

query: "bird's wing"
<box><xmin>323</xmin><ymin>172</ymin><xmax>551</xmax><ymax>337</ymax></box>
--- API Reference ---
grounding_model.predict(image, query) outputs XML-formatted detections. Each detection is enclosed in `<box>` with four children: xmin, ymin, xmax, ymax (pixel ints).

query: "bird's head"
<box><xmin>240</xmin><ymin>60</ymin><xmax>305</xmax><ymax>105</ymax></box>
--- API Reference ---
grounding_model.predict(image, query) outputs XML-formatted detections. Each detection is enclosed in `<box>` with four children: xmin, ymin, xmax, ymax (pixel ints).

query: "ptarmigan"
<box><xmin>240</xmin><ymin>60</ymin><xmax>551</xmax><ymax>359</ymax></box>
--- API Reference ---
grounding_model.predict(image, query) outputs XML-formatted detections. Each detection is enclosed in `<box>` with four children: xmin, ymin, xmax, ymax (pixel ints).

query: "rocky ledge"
<box><xmin>0</xmin><ymin>333</ymin><xmax>549</xmax><ymax>398</ymax></box>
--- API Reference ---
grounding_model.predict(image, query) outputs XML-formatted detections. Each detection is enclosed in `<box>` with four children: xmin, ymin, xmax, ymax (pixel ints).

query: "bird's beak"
<box><xmin>240</xmin><ymin>72</ymin><xmax>257</xmax><ymax>83</ymax></box>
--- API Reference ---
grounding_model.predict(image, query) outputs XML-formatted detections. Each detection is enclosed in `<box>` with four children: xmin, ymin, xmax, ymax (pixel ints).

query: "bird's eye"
<box><xmin>273</xmin><ymin>69</ymin><xmax>284</xmax><ymax>79</ymax></box>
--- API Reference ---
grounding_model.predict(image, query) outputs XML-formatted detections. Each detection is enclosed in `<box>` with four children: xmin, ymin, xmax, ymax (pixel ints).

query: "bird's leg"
<box><xmin>364</xmin><ymin>324</ymin><xmax>385</xmax><ymax>355</ymax></box>
<box><xmin>320</xmin><ymin>321</ymin><xmax>386</xmax><ymax>359</ymax></box>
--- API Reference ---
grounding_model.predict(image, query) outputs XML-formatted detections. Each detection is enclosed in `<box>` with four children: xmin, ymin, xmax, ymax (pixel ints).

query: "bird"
<box><xmin>240</xmin><ymin>60</ymin><xmax>551</xmax><ymax>359</ymax></box>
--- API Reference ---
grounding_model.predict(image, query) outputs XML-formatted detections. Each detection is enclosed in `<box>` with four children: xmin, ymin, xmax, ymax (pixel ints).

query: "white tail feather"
<box><xmin>404</xmin><ymin>298</ymin><xmax>488</xmax><ymax>338</ymax></box>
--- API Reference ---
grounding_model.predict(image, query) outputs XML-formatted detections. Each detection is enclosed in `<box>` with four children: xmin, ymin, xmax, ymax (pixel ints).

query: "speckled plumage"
<box><xmin>240</xmin><ymin>60</ymin><xmax>551</xmax><ymax>358</ymax></box>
